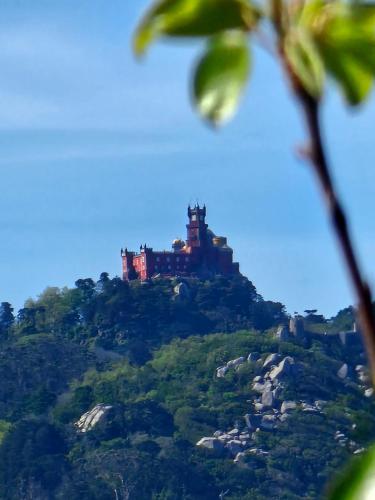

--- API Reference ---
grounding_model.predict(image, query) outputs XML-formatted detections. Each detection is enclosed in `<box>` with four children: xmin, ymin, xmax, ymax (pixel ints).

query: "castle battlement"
<box><xmin>121</xmin><ymin>205</ymin><xmax>240</xmax><ymax>281</ymax></box>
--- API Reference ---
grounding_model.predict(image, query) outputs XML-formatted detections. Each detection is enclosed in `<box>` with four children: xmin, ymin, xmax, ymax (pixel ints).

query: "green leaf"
<box><xmin>347</xmin><ymin>3</ymin><xmax>375</xmax><ymax>30</ymax></box>
<box><xmin>328</xmin><ymin>446</ymin><xmax>375</xmax><ymax>500</ymax></box>
<box><xmin>319</xmin><ymin>43</ymin><xmax>373</xmax><ymax>105</ymax></box>
<box><xmin>299</xmin><ymin>0</ymin><xmax>375</xmax><ymax>105</ymax></box>
<box><xmin>298</xmin><ymin>0</ymin><xmax>326</xmax><ymax>28</ymax></box>
<box><xmin>192</xmin><ymin>32</ymin><xmax>250</xmax><ymax>125</ymax></box>
<box><xmin>134</xmin><ymin>0</ymin><xmax>260</xmax><ymax>56</ymax></box>
<box><xmin>299</xmin><ymin>0</ymin><xmax>375</xmax><ymax>30</ymax></box>
<box><xmin>317</xmin><ymin>23</ymin><xmax>375</xmax><ymax>105</ymax></box>
<box><xmin>284</xmin><ymin>28</ymin><xmax>324</xmax><ymax>99</ymax></box>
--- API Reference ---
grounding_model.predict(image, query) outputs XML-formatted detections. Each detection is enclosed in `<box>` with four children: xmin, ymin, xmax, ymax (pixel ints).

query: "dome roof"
<box><xmin>213</xmin><ymin>236</ymin><xmax>227</xmax><ymax>247</ymax></box>
<box><xmin>172</xmin><ymin>238</ymin><xmax>185</xmax><ymax>247</ymax></box>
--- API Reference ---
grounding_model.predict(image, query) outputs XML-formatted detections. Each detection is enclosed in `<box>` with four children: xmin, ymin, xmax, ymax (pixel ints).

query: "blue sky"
<box><xmin>0</xmin><ymin>0</ymin><xmax>374</xmax><ymax>316</ymax></box>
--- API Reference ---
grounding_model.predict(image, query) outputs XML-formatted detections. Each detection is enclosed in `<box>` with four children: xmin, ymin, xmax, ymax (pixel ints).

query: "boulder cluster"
<box><xmin>198</xmin><ymin>351</ymin><xmax>368</xmax><ymax>464</ymax></box>
<box><xmin>75</xmin><ymin>403</ymin><xmax>113</xmax><ymax>433</ymax></box>
<box><xmin>334</xmin><ymin>430</ymin><xmax>363</xmax><ymax>454</ymax></box>
<box><xmin>198</xmin><ymin>353</ymin><xmax>314</xmax><ymax>463</ymax></box>
<box><xmin>250</xmin><ymin>354</ymin><xmax>303</xmax><ymax>417</ymax></box>
<box><xmin>355</xmin><ymin>364</ymin><xmax>373</xmax><ymax>397</ymax></box>
<box><xmin>247</xmin><ymin>353</ymin><xmax>310</xmax><ymax>423</ymax></box>
<box><xmin>336</xmin><ymin>362</ymin><xmax>374</xmax><ymax>398</ymax></box>
<box><xmin>216</xmin><ymin>356</ymin><xmax>245</xmax><ymax>378</ymax></box>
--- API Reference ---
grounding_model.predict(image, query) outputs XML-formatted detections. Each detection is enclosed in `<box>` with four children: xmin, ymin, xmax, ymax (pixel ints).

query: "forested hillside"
<box><xmin>0</xmin><ymin>275</ymin><xmax>372</xmax><ymax>499</ymax></box>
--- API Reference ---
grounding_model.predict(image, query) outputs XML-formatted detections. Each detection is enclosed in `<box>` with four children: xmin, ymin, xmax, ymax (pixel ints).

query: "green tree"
<box><xmin>16</xmin><ymin>306</ymin><xmax>45</xmax><ymax>336</ymax></box>
<box><xmin>0</xmin><ymin>302</ymin><xmax>14</xmax><ymax>339</ymax></box>
<box><xmin>0</xmin><ymin>419</ymin><xmax>67</xmax><ymax>499</ymax></box>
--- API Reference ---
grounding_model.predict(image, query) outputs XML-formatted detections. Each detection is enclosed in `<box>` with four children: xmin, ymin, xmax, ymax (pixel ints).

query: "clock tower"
<box><xmin>186</xmin><ymin>204</ymin><xmax>208</xmax><ymax>248</ymax></box>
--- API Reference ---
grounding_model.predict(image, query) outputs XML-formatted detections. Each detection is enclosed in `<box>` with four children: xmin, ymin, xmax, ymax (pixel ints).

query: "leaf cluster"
<box><xmin>134</xmin><ymin>0</ymin><xmax>375</xmax><ymax>125</ymax></box>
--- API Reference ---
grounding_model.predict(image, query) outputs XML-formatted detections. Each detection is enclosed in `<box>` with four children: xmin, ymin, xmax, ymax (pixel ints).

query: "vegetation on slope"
<box><xmin>0</xmin><ymin>275</ymin><xmax>372</xmax><ymax>499</ymax></box>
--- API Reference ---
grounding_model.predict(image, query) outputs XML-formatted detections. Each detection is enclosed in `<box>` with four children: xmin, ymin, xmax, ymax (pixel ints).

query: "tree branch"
<box><xmin>272</xmin><ymin>12</ymin><xmax>375</xmax><ymax>381</ymax></box>
<box><xmin>287</xmin><ymin>71</ymin><xmax>375</xmax><ymax>385</ymax></box>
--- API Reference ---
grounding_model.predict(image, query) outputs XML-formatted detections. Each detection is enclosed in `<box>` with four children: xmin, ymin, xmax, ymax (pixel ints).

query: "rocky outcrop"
<box><xmin>216</xmin><ymin>366</ymin><xmax>229</xmax><ymax>378</ymax></box>
<box><xmin>261</xmin><ymin>414</ymin><xmax>277</xmax><ymax>430</ymax></box>
<box><xmin>281</xmin><ymin>401</ymin><xmax>297</xmax><ymax>414</ymax></box>
<box><xmin>250</xmin><ymin>356</ymin><xmax>300</xmax><ymax>414</ymax></box>
<box><xmin>334</xmin><ymin>430</ymin><xmax>362</xmax><ymax>453</ymax></box>
<box><xmin>226</xmin><ymin>440</ymin><xmax>243</xmax><ymax>455</ymax></box>
<box><xmin>356</xmin><ymin>365</ymin><xmax>369</xmax><ymax>383</ymax></box>
<box><xmin>261</xmin><ymin>390</ymin><xmax>274</xmax><ymax>408</ymax></box>
<box><xmin>227</xmin><ymin>357</ymin><xmax>245</xmax><ymax>369</ymax></box>
<box><xmin>253</xmin><ymin>382</ymin><xmax>266</xmax><ymax>393</ymax></box>
<box><xmin>269</xmin><ymin>356</ymin><xmax>295</xmax><ymax>381</ymax></box>
<box><xmin>276</xmin><ymin>325</ymin><xmax>290</xmax><ymax>341</ymax></box>
<box><xmin>204</xmin><ymin>346</ymin><xmax>370</xmax><ymax>467</ymax></box>
<box><xmin>337</xmin><ymin>363</ymin><xmax>348</xmax><ymax>379</ymax></box>
<box><xmin>247</xmin><ymin>352</ymin><xmax>260</xmax><ymax>362</ymax></box>
<box><xmin>262</xmin><ymin>353</ymin><xmax>281</xmax><ymax>370</ymax></box>
<box><xmin>233</xmin><ymin>452</ymin><xmax>246</xmax><ymax>464</ymax></box>
<box><xmin>197</xmin><ymin>429</ymin><xmax>251</xmax><ymax>457</ymax></box>
<box><xmin>75</xmin><ymin>403</ymin><xmax>113</xmax><ymax>433</ymax></box>
<box><xmin>196</xmin><ymin>437</ymin><xmax>225</xmax><ymax>453</ymax></box>
<box><xmin>254</xmin><ymin>402</ymin><xmax>264</xmax><ymax>412</ymax></box>
<box><xmin>216</xmin><ymin>357</ymin><xmax>245</xmax><ymax>377</ymax></box>
<box><xmin>355</xmin><ymin>364</ymin><xmax>372</xmax><ymax>396</ymax></box>
<box><xmin>201</xmin><ymin>343</ymin><xmax>369</xmax><ymax>468</ymax></box>
<box><xmin>289</xmin><ymin>316</ymin><xmax>305</xmax><ymax>339</ymax></box>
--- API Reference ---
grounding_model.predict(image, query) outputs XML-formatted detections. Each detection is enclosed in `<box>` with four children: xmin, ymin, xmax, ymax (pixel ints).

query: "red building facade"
<box><xmin>121</xmin><ymin>205</ymin><xmax>240</xmax><ymax>281</ymax></box>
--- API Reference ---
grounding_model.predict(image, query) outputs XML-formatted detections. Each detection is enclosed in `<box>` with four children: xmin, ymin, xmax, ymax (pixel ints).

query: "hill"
<box><xmin>0</xmin><ymin>275</ymin><xmax>372</xmax><ymax>499</ymax></box>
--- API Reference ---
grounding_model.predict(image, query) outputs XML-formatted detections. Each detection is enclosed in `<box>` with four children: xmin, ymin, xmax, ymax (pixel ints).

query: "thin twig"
<box><xmin>298</xmin><ymin>90</ymin><xmax>375</xmax><ymax>385</ymax></box>
<box><xmin>278</xmin><ymin>45</ymin><xmax>375</xmax><ymax>385</ymax></box>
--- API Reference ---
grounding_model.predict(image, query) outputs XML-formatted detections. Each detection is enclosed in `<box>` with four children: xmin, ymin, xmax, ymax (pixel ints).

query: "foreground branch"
<box><xmin>294</xmin><ymin>84</ymin><xmax>375</xmax><ymax>385</ymax></box>
<box><xmin>273</xmin><ymin>13</ymin><xmax>375</xmax><ymax>382</ymax></box>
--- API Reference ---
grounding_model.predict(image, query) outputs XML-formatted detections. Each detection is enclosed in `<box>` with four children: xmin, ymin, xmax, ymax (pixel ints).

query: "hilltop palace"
<box><xmin>121</xmin><ymin>204</ymin><xmax>240</xmax><ymax>281</ymax></box>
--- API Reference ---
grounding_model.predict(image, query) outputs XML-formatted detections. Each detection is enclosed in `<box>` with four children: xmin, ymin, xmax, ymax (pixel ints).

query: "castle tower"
<box><xmin>186</xmin><ymin>204</ymin><xmax>208</xmax><ymax>248</ymax></box>
<box><xmin>121</xmin><ymin>248</ymin><xmax>137</xmax><ymax>280</ymax></box>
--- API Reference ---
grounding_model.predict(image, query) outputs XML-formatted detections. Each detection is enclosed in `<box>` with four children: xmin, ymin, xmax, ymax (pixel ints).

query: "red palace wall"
<box><xmin>121</xmin><ymin>205</ymin><xmax>239</xmax><ymax>281</ymax></box>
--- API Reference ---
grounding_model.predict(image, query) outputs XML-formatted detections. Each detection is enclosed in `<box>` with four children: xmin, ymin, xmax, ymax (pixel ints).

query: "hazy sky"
<box><xmin>0</xmin><ymin>0</ymin><xmax>374</xmax><ymax>316</ymax></box>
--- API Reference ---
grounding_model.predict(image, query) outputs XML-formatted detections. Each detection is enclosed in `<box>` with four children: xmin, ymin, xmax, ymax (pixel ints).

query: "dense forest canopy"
<box><xmin>1</xmin><ymin>275</ymin><xmax>287</xmax><ymax>359</ymax></box>
<box><xmin>0</xmin><ymin>273</ymin><xmax>370</xmax><ymax>499</ymax></box>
